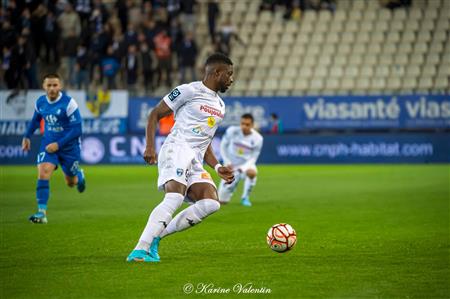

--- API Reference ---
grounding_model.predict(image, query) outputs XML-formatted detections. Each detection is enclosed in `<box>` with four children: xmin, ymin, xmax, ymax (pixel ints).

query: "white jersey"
<box><xmin>220</xmin><ymin>126</ymin><xmax>263</xmax><ymax>168</ymax></box>
<box><xmin>162</xmin><ymin>81</ymin><xmax>226</xmax><ymax>158</ymax></box>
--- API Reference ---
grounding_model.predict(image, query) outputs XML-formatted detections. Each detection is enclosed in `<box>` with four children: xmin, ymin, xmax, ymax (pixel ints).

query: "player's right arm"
<box><xmin>144</xmin><ymin>85</ymin><xmax>192</xmax><ymax>164</ymax></box>
<box><xmin>143</xmin><ymin>100</ymin><xmax>173</xmax><ymax>164</ymax></box>
<box><xmin>22</xmin><ymin>107</ymin><xmax>42</xmax><ymax>152</ymax></box>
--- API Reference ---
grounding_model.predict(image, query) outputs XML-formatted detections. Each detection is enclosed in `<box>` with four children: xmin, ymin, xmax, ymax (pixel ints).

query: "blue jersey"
<box><xmin>25</xmin><ymin>92</ymin><xmax>83</xmax><ymax>150</ymax></box>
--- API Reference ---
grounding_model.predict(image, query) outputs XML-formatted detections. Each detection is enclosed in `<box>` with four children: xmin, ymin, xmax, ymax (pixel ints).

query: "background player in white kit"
<box><xmin>127</xmin><ymin>53</ymin><xmax>235</xmax><ymax>262</ymax></box>
<box><xmin>218</xmin><ymin>114</ymin><xmax>263</xmax><ymax>207</ymax></box>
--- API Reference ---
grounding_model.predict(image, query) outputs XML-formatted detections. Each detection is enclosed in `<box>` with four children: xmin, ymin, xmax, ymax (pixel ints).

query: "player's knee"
<box><xmin>197</xmin><ymin>199</ymin><xmax>221</xmax><ymax>216</ymax></box>
<box><xmin>246</xmin><ymin>169</ymin><xmax>257</xmax><ymax>179</ymax></box>
<box><xmin>38</xmin><ymin>169</ymin><xmax>52</xmax><ymax>179</ymax></box>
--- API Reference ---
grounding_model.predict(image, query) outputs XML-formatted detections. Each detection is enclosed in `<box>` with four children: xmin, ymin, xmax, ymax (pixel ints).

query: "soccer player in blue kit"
<box><xmin>22</xmin><ymin>74</ymin><xmax>86</xmax><ymax>224</ymax></box>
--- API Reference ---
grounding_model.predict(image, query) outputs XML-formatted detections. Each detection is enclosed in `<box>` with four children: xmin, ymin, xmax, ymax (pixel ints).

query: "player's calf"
<box><xmin>159</xmin><ymin>199</ymin><xmax>220</xmax><ymax>238</ymax></box>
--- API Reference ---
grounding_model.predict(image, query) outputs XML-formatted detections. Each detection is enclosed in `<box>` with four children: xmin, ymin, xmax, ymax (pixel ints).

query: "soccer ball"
<box><xmin>266</xmin><ymin>223</ymin><xmax>297</xmax><ymax>253</ymax></box>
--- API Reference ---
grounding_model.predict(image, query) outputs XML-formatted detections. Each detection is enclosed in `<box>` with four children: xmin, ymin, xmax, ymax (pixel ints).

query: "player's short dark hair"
<box><xmin>205</xmin><ymin>53</ymin><xmax>233</xmax><ymax>66</ymax></box>
<box><xmin>42</xmin><ymin>73</ymin><xmax>61</xmax><ymax>81</ymax></box>
<box><xmin>241</xmin><ymin>113</ymin><xmax>254</xmax><ymax>123</ymax></box>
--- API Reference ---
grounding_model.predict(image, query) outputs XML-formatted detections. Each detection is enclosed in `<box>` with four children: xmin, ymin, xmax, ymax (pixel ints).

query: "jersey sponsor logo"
<box><xmin>201</xmin><ymin>172</ymin><xmax>212</xmax><ymax>180</ymax></box>
<box><xmin>45</xmin><ymin>114</ymin><xmax>58</xmax><ymax>125</ymax></box>
<box><xmin>233</xmin><ymin>142</ymin><xmax>254</xmax><ymax>150</ymax></box>
<box><xmin>200</xmin><ymin>105</ymin><xmax>224</xmax><ymax>118</ymax></box>
<box><xmin>207</xmin><ymin>116</ymin><xmax>216</xmax><ymax>128</ymax></box>
<box><xmin>168</xmin><ymin>88</ymin><xmax>181</xmax><ymax>101</ymax></box>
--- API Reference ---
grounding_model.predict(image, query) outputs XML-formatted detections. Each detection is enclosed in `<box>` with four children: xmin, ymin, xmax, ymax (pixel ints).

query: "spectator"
<box><xmin>75</xmin><ymin>0</ymin><xmax>92</xmax><ymax>32</ymax></box>
<box><xmin>88</xmin><ymin>29</ymin><xmax>110</xmax><ymax>86</ymax></box>
<box><xmin>168</xmin><ymin>17</ymin><xmax>184</xmax><ymax>67</ymax></box>
<box><xmin>140</xmin><ymin>42</ymin><xmax>154</xmax><ymax>93</ymax></box>
<box><xmin>1</xmin><ymin>19</ymin><xmax>17</xmax><ymax>53</ymax></box>
<box><xmin>18</xmin><ymin>8</ymin><xmax>31</xmax><ymax>34</ymax></box>
<box><xmin>89</xmin><ymin>0</ymin><xmax>109</xmax><ymax>34</ymax></box>
<box><xmin>43</xmin><ymin>10</ymin><xmax>60</xmax><ymax>65</ymax></box>
<box><xmin>2</xmin><ymin>46</ymin><xmax>18</xmax><ymax>89</ymax></box>
<box><xmin>158</xmin><ymin>113</ymin><xmax>175</xmax><ymax>136</ymax></box>
<box><xmin>3</xmin><ymin>38</ymin><xmax>27</xmax><ymax>90</ymax></box>
<box><xmin>29</xmin><ymin>4</ymin><xmax>46</xmax><ymax>60</ymax></box>
<box><xmin>259</xmin><ymin>0</ymin><xmax>276</xmax><ymax>13</ymax></box>
<box><xmin>380</xmin><ymin>0</ymin><xmax>411</xmax><ymax>9</ymax></box>
<box><xmin>75</xmin><ymin>44</ymin><xmax>89</xmax><ymax>90</ymax></box>
<box><xmin>124</xmin><ymin>23</ymin><xmax>138</xmax><ymax>48</ymax></box>
<box><xmin>270</xmin><ymin>113</ymin><xmax>283</xmax><ymax>134</ymax></box>
<box><xmin>21</xmin><ymin>30</ymin><xmax>39</xmax><ymax>89</ymax></box>
<box><xmin>153</xmin><ymin>29</ymin><xmax>172</xmax><ymax>87</ymax></box>
<box><xmin>61</xmin><ymin>28</ymin><xmax>79</xmax><ymax>87</ymax></box>
<box><xmin>108</xmin><ymin>7</ymin><xmax>123</xmax><ymax>36</ymax></box>
<box><xmin>167</xmin><ymin>0</ymin><xmax>181</xmax><ymax>25</ymax></box>
<box><xmin>102</xmin><ymin>45</ymin><xmax>120</xmax><ymax>89</ymax></box>
<box><xmin>126</xmin><ymin>44</ymin><xmax>139</xmax><ymax>95</ymax></box>
<box><xmin>58</xmin><ymin>3</ymin><xmax>81</xmax><ymax>41</ymax></box>
<box><xmin>178</xmin><ymin>31</ymin><xmax>197</xmax><ymax>83</ymax></box>
<box><xmin>207</xmin><ymin>0</ymin><xmax>220</xmax><ymax>44</ymax></box>
<box><xmin>57</xmin><ymin>3</ymin><xmax>81</xmax><ymax>83</ymax></box>
<box><xmin>115</xmin><ymin>0</ymin><xmax>128</xmax><ymax>34</ymax></box>
<box><xmin>216</xmin><ymin>18</ymin><xmax>245</xmax><ymax>56</ymax></box>
<box><xmin>180</xmin><ymin>0</ymin><xmax>197</xmax><ymax>33</ymax></box>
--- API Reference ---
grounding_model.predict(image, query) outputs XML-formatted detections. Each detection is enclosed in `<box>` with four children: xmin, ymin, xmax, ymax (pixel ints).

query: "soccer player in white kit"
<box><xmin>218</xmin><ymin>114</ymin><xmax>263</xmax><ymax>207</ymax></box>
<box><xmin>127</xmin><ymin>53</ymin><xmax>235</xmax><ymax>262</ymax></box>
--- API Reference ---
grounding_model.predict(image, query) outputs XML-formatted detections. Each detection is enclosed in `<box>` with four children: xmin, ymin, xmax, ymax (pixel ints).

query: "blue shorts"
<box><xmin>37</xmin><ymin>143</ymin><xmax>81</xmax><ymax>177</ymax></box>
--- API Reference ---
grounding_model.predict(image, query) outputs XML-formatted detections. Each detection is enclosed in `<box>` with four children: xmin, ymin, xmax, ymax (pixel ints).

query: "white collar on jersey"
<box><xmin>46</xmin><ymin>92</ymin><xmax>63</xmax><ymax>104</ymax></box>
<box><xmin>200</xmin><ymin>81</ymin><xmax>218</xmax><ymax>96</ymax></box>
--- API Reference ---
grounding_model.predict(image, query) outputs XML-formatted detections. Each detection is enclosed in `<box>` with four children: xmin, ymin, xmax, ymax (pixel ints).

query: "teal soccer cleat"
<box><xmin>29</xmin><ymin>211</ymin><xmax>48</xmax><ymax>224</ymax></box>
<box><xmin>126</xmin><ymin>250</ymin><xmax>160</xmax><ymax>263</ymax></box>
<box><xmin>149</xmin><ymin>237</ymin><xmax>161</xmax><ymax>260</ymax></box>
<box><xmin>241</xmin><ymin>197</ymin><xmax>252</xmax><ymax>207</ymax></box>
<box><xmin>77</xmin><ymin>169</ymin><xmax>86</xmax><ymax>193</ymax></box>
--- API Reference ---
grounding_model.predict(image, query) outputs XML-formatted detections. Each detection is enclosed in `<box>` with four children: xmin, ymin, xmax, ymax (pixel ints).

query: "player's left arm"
<box><xmin>205</xmin><ymin>144</ymin><xmax>234</xmax><ymax>183</ymax></box>
<box><xmin>46</xmin><ymin>100</ymin><xmax>82</xmax><ymax>153</ymax></box>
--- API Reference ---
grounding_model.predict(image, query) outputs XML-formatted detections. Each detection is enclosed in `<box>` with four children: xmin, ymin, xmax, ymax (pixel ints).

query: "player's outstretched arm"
<box><xmin>205</xmin><ymin>144</ymin><xmax>234</xmax><ymax>183</ymax></box>
<box><xmin>144</xmin><ymin>100</ymin><xmax>173</xmax><ymax>164</ymax></box>
<box><xmin>22</xmin><ymin>110</ymin><xmax>42</xmax><ymax>151</ymax></box>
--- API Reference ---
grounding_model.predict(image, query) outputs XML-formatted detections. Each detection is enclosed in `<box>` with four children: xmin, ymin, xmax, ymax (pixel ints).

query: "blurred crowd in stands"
<box><xmin>1</xmin><ymin>0</ymin><xmax>203</xmax><ymax>95</ymax></box>
<box><xmin>1</xmin><ymin>0</ymin><xmax>412</xmax><ymax>95</ymax></box>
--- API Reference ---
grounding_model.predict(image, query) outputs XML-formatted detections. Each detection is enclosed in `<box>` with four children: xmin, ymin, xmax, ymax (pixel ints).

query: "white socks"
<box><xmin>135</xmin><ymin>192</ymin><xmax>184</xmax><ymax>251</ymax></box>
<box><xmin>242</xmin><ymin>176</ymin><xmax>256</xmax><ymax>199</ymax></box>
<box><xmin>159</xmin><ymin>199</ymin><xmax>220</xmax><ymax>238</ymax></box>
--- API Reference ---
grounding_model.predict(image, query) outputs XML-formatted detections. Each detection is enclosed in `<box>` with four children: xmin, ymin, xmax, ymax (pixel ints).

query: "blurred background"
<box><xmin>0</xmin><ymin>0</ymin><xmax>449</xmax><ymax>165</ymax></box>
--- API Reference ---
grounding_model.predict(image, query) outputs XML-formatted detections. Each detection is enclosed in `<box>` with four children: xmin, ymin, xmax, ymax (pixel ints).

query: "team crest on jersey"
<box><xmin>207</xmin><ymin>116</ymin><xmax>216</xmax><ymax>128</ymax></box>
<box><xmin>176</xmin><ymin>168</ymin><xmax>184</xmax><ymax>176</ymax></box>
<box><xmin>168</xmin><ymin>88</ymin><xmax>181</xmax><ymax>101</ymax></box>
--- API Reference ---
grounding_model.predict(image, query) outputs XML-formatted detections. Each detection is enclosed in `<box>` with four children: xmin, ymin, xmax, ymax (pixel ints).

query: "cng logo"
<box><xmin>81</xmin><ymin>137</ymin><xmax>105</xmax><ymax>164</ymax></box>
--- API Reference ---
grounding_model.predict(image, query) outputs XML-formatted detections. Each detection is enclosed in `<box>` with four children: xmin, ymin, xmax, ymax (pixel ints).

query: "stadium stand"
<box><xmin>191</xmin><ymin>0</ymin><xmax>450</xmax><ymax>96</ymax></box>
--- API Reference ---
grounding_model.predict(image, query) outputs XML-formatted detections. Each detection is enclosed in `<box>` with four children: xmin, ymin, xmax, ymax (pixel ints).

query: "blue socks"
<box><xmin>36</xmin><ymin>179</ymin><xmax>49</xmax><ymax>211</ymax></box>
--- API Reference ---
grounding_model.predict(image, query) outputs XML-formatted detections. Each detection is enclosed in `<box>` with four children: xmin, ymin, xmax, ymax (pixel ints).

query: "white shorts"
<box><xmin>157</xmin><ymin>141</ymin><xmax>216</xmax><ymax>192</ymax></box>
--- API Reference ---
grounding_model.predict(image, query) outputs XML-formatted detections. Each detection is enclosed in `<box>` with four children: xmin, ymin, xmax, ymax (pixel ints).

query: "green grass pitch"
<box><xmin>0</xmin><ymin>165</ymin><xmax>448</xmax><ymax>299</ymax></box>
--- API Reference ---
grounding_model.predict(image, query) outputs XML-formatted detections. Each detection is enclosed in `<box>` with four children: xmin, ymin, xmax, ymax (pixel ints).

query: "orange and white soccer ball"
<box><xmin>266</xmin><ymin>223</ymin><xmax>297</xmax><ymax>253</ymax></box>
